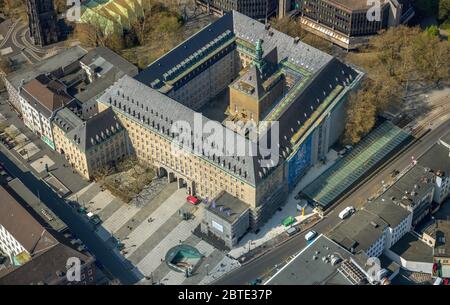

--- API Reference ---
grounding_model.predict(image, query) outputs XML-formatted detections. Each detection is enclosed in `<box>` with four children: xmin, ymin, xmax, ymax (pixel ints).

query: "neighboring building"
<box><xmin>365</xmin><ymin>199</ymin><xmax>412</xmax><ymax>249</ymax></box>
<box><xmin>76</xmin><ymin>47</ymin><xmax>139</xmax><ymax>118</ymax></box>
<box><xmin>201</xmin><ymin>191</ymin><xmax>250</xmax><ymax>248</ymax></box>
<box><xmin>7</xmin><ymin>178</ymin><xmax>68</xmax><ymax>233</ymax></box>
<box><xmin>426</xmin><ymin>220</ymin><xmax>450</xmax><ymax>279</ymax></box>
<box><xmin>196</xmin><ymin>0</ymin><xmax>279</xmax><ymax>20</ymax></box>
<box><xmin>385</xmin><ymin>232</ymin><xmax>434</xmax><ymax>274</ymax></box>
<box><xmin>19</xmin><ymin>75</ymin><xmax>74</xmax><ymax>150</ymax></box>
<box><xmin>375</xmin><ymin>165</ymin><xmax>435</xmax><ymax>227</ymax></box>
<box><xmin>0</xmin><ymin>183</ymin><xmax>95</xmax><ymax>285</ymax></box>
<box><xmin>328</xmin><ymin>209</ymin><xmax>389</xmax><ymax>258</ymax></box>
<box><xmin>26</xmin><ymin>0</ymin><xmax>60</xmax><ymax>46</ymax></box>
<box><xmin>79</xmin><ymin>0</ymin><xmax>151</xmax><ymax>36</ymax></box>
<box><xmin>7</xmin><ymin>46</ymin><xmax>137</xmax><ymax>161</ymax></box>
<box><xmin>52</xmin><ymin>106</ymin><xmax>128</xmax><ymax>179</ymax></box>
<box><xmin>4</xmin><ymin>46</ymin><xmax>87</xmax><ymax>113</ymax></box>
<box><xmin>100</xmin><ymin>11</ymin><xmax>363</xmax><ymax>229</ymax></box>
<box><xmin>296</xmin><ymin>0</ymin><xmax>415</xmax><ymax>49</ymax></box>
<box><xmin>418</xmin><ymin>133</ymin><xmax>450</xmax><ymax>205</ymax></box>
<box><xmin>264</xmin><ymin>234</ymin><xmax>395</xmax><ymax>285</ymax></box>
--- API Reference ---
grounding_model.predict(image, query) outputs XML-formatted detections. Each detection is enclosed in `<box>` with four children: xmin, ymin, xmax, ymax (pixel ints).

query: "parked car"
<box><xmin>87</xmin><ymin>212</ymin><xmax>102</xmax><ymax>226</ymax></box>
<box><xmin>305</xmin><ymin>230</ymin><xmax>317</xmax><ymax>242</ymax></box>
<box><xmin>286</xmin><ymin>227</ymin><xmax>298</xmax><ymax>237</ymax></box>
<box><xmin>338</xmin><ymin>206</ymin><xmax>355</xmax><ymax>220</ymax></box>
<box><xmin>249</xmin><ymin>278</ymin><xmax>262</xmax><ymax>285</ymax></box>
<box><xmin>186</xmin><ymin>195</ymin><xmax>200</xmax><ymax>205</ymax></box>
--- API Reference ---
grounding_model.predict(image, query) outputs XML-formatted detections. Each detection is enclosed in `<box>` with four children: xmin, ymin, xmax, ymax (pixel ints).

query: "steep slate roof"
<box><xmin>111</xmin><ymin>11</ymin><xmax>361</xmax><ymax>186</ymax></box>
<box><xmin>98</xmin><ymin>75</ymin><xmax>260</xmax><ymax>185</ymax></box>
<box><xmin>136</xmin><ymin>11</ymin><xmax>333</xmax><ymax>86</ymax></box>
<box><xmin>66</xmin><ymin>107</ymin><xmax>124</xmax><ymax>151</ymax></box>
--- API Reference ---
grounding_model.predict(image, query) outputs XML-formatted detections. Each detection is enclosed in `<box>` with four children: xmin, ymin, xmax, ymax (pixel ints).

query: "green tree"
<box><xmin>425</xmin><ymin>25</ymin><xmax>440</xmax><ymax>36</ymax></box>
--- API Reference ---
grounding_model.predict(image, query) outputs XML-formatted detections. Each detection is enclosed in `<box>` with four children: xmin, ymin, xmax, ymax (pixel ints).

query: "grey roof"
<box><xmin>376</xmin><ymin>165</ymin><xmax>435</xmax><ymax>209</ymax></box>
<box><xmin>206</xmin><ymin>191</ymin><xmax>249</xmax><ymax>224</ymax></box>
<box><xmin>0</xmin><ymin>185</ymin><xmax>58</xmax><ymax>254</ymax></box>
<box><xmin>74</xmin><ymin>67</ymin><xmax>127</xmax><ymax>104</ymax></box>
<box><xmin>265</xmin><ymin>234</ymin><xmax>353</xmax><ymax>285</ymax></box>
<box><xmin>0</xmin><ymin>242</ymin><xmax>94</xmax><ymax>285</ymax></box>
<box><xmin>107</xmin><ymin>11</ymin><xmax>362</xmax><ymax>189</ymax></box>
<box><xmin>7</xmin><ymin>178</ymin><xmax>67</xmax><ymax>232</ymax></box>
<box><xmin>136</xmin><ymin>11</ymin><xmax>332</xmax><ymax>86</ymax></box>
<box><xmin>434</xmin><ymin>220</ymin><xmax>450</xmax><ymax>258</ymax></box>
<box><xmin>53</xmin><ymin>103</ymin><xmax>84</xmax><ymax>134</ymax></box>
<box><xmin>418</xmin><ymin>142</ymin><xmax>450</xmax><ymax>176</ymax></box>
<box><xmin>67</xmin><ymin>107</ymin><xmax>124</xmax><ymax>151</ymax></box>
<box><xmin>6</xmin><ymin>46</ymin><xmax>87</xmax><ymax>90</ymax></box>
<box><xmin>390</xmin><ymin>232</ymin><xmax>433</xmax><ymax>263</ymax></box>
<box><xmin>98</xmin><ymin>75</ymin><xmax>261</xmax><ymax>185</ymax></box>
<box><xmin>232</xmin><ymin>11</ymin><xmax>332</xmax><ymax>71</ymax></box>
<box><xmin>328</xmin><ymin>209</ymin><xmax>388</xmax><ymax>253</ymax></box>
<box><xmin>80</xmin><ymin>47</ymin><xmax>138</xmax><ymax>78</ymax></box>
<box><xmin>364</xmin><ymin>199</ymin><xmax>411</xmax><ymax>228</ymax></box>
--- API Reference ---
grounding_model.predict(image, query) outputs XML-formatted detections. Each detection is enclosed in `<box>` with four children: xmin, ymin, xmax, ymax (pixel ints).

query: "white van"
<box><xmin>339</xmin><ymin>206</ymin><xmax>355</xmax><ymax>220</ymax></box>
<box><xmin>305</xmin><ymin>230</ymin><xmax>317</xmax><ymax>241</ymax></box>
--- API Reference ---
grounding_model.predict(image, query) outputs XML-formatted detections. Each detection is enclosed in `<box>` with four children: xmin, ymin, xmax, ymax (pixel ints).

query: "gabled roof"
<box><xmin>136</xmin><ymin>10</ymin><xmax>333</xmax><ymax>87</ymax></box>
<box><xmin>98</xmin><ymin>75</ymin><xmax>261</xmax><ymax>185</ymax></box>
<box><xmin>67</xmin><ymin>107</ymin><xmax>124</xmax><ymax>151</ymax></box>
<box><xmin>21</xmin><ymin>78</ymin><xmax>73</xmax><ymax>116</ymax></box>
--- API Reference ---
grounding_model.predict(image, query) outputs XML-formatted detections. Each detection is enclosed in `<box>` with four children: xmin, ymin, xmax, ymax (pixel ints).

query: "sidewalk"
<box><xmin>0</xmin><ymin>92</ymin><xmax>89</xmax><ymax>195</ymax></box>
<box><xmin>228</xmin><ymin>149</ymin><xmax>339</xmax><ymax>260</ymax></box>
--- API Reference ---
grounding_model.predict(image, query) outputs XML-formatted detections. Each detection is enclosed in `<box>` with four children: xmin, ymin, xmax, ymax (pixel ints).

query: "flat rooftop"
<box><xmin>7</xmin><ymin>178</ymin><xmax>67</xmax><ymax>232</ymax></box>
<box><xmin>326</xmin><ymin>0</ymin><xmax>388</xmax><ymax>11</ymax></box>
<box><xmin>206</xmin><ymin>191</ymin><xmax>249</xmax><ymax>224</ymax></box>
<box><xmin>390</xmin><ymin>232</ymin><xmax>433</xmax><ymax>263</ymax></box>
<box><xmin>328</xmin><ymin>209</ymin><xmax>388</xmax><ymax>253</ymax></box>
<box><xmin>377</xmin><ymin>164</ymin><xmax>435</xmax><ymax>209</ymax></box>
<box><xmin>265</xmin><ymin>235</ymin><xmax>354</xmax><ymax>285</ymax></box>
<box><xmin>418</xmin><ymin>142</ymin><xmax>450</xmax><ymax>176</ymax></box>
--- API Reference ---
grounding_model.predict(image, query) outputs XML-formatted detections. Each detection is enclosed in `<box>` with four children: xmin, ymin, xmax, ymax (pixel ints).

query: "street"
<box><xmin>214</xmin><ymin>117</ymin><xmax>450</xmax><ymax>285</ymax></box>
<box><xmin>0</xmin><ymin>146</ymin><xmax>141</xmax><ymax>285</ymax></box>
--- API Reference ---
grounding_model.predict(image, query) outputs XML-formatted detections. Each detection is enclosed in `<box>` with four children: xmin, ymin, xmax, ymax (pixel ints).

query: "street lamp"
<box><xmin>205</xmin><ymin>264</ymin><xmax>210</xmax><ymax>276</ymax></box>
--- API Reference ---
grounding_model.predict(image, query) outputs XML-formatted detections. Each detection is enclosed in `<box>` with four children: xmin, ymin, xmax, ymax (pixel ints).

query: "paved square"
<box><xmin>16</xmin><ymin>142</ymin><xmax>40</xmax><ymax>160</ymax></box>
<box><xmin>30</xmin><ymin>155</ymin><xmax>55</xmax><ymax>173</ymax></box>
<box><xmin>69</xmin><ymin>181</ymin><xmax>241</xmax><ymax>285</ymax></box>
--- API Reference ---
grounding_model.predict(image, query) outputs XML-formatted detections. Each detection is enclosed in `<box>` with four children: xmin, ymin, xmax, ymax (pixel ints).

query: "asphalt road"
<box><xmin>0</xmin><ymin>146</ymin><xmax>140</xmax><ymax>285</ymax></box>
<box><xmin>215</xmin><ymin>118</ymin><xmax>450</xmax><ymax>285</ymax></box>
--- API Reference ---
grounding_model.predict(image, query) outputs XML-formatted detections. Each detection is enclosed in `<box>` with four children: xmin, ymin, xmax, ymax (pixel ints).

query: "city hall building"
<box><xmin>96</xmin><ymin>11</ymin><xmax>363</xmax><ymax>229</ymax></box>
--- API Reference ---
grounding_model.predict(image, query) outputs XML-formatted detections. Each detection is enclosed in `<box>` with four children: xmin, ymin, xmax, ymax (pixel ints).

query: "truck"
<box><xmin>305</xmin><ymin>230</ymin><xmax>317</xmax><ymax>242</ymax></box>
<box><xmin>339</xmin><ymin>206</ymin><xmax>355</xmax><ymax>220</ymax></box>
